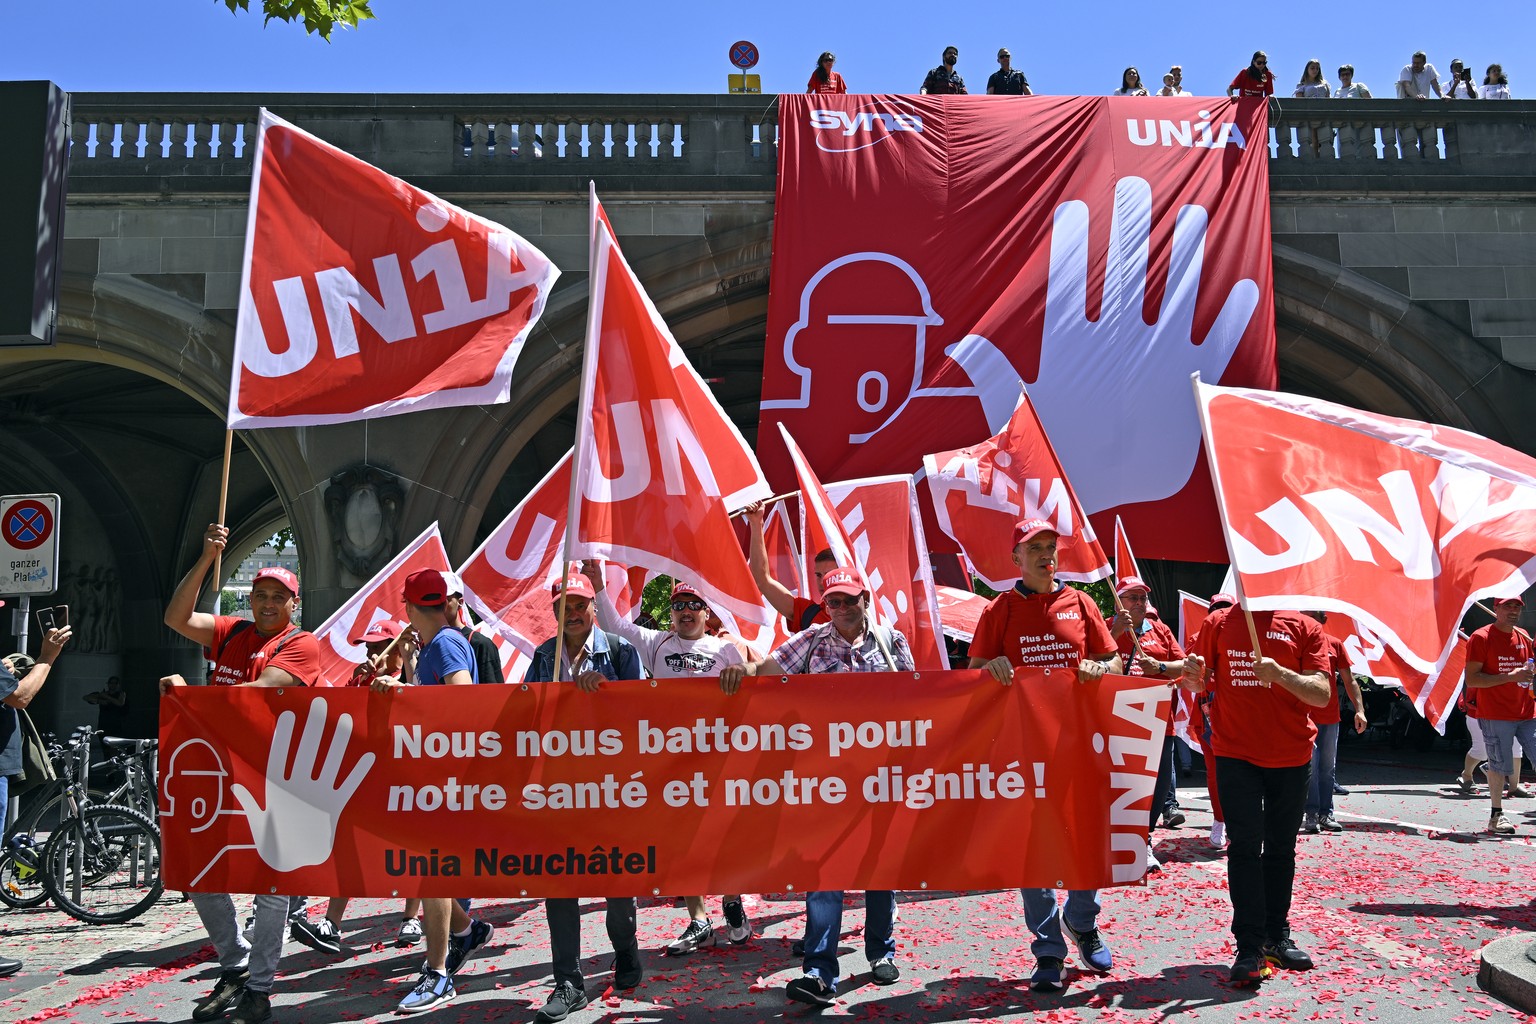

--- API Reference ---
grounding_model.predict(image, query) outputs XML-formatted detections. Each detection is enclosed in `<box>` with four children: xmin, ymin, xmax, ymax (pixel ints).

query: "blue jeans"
<box><xmin>1021</xmin><ymin>887</ymin><xmax>1100</xmax><ymax>960</ymax></box>
<box><xmin>803</xmin><ymin>890</ymin><xmax>895</xmax><ymax>989</ymax></box>
<box><xmin>1305</xmin><ymin>722</ymin><xmax>1340</xmax><ymax>817</ymax></box>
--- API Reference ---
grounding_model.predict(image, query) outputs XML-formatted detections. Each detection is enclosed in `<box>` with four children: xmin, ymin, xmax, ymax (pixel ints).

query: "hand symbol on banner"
<box><xmin>1031</xmin><ymin>175</ymin><xmax>1259</xmax><ymax>512</ymax></box>
<box><xmin>231</xmin><ymin>697</ymin><xmax>375</xmax><ymax>873</ymax></box>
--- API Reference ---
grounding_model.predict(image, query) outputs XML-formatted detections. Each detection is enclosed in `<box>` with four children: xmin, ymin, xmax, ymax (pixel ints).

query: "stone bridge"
<box><xmin>4</xmin><ymin>93</ymin><xmax>1535</xmax><ymax>725</ymax></box>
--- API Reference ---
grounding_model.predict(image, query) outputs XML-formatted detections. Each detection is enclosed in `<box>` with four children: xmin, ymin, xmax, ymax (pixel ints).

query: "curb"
<box><xmin>1478</xmin><ymin>933</ymin><xmax>1536</xmax><ymax>1014</ymax></box>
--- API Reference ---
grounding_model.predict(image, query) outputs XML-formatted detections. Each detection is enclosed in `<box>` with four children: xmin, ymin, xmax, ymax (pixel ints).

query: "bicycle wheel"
<box><xmin>42</xmin><ymin>805</ymin><xmax>163</xmax><ymax>924</ymax></box>
<box><xmin>0</xmin><ymin>844</ymin><xmax>50</xmax><ymax>909</ymax></box>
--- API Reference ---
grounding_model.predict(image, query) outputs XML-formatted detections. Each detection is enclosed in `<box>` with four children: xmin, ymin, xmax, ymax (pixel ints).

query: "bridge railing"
<box><xmin>63</xmin><ymin>94</ymin><xmax>1536</xmax><ymax>193</ymax></box>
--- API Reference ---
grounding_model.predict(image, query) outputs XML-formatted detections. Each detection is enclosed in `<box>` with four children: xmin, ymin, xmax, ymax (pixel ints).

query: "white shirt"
<box><xmin>1294</xmin><ymin>82</ymin><xmax>1331</xmax><ymax>99</ymax></box>
<box><xmin>595</xmin><ymin>591</ymin><xmax>744</xmax><ymax>678</ymax></box>
<box><xmin>1334</xmin><ymin>82</ymin><xmax>1372</xmax><ymax>99</ymax></box>
<box><xmin>1444</xmin><ymin>75</ymin><xmax>1478</xmax><ymax>99</ymax></box>
<box><xmin>1480</xmin><ymin>83</ymin><xmax>1512</xmax><ymax>100</ymax></box>
<box><xmin>1399</xmin><ymin>62</ymin><xmax>1440</xmax><ymax>98</ymax></box>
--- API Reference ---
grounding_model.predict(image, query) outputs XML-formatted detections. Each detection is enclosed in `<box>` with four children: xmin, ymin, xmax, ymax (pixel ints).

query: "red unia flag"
<box><xmin>229</xmin><ymin>110</ymin><xmax>559</xmax><ymax>427</ymax></box>
<box><xmin>310</xmin><ymin>524</ymin><xmax>451</xmax><ymax>686</ymax></box>
<box><xmin>825</xmin><ymin>475</ymin><xmax>948</xmax><ymax>670</ymax></box>
<box><xmin>781</xmin><ymin>424</ymin><xmax>859</xmax><ymax>579</ymax></box>
<box><xmin>458</xmin><ymin>450</ymin><xmax>647</xmax><ymax>658</ymax></box>
<box><xmin>570</xmin><ymin>189</ymin><xmax>773</xmax><ymax>625</ymax></box>
<box><xmin>1321</xmin><ymin>614</ymin><xmax>1469</xmax><ymax>732</ymax></box>
<box><xmin>1177</xmin><ymin>591</ymin><xmax>1211</xmax><ymax>653</ymax></box>
<box><xmin>1115</xmin><ymin>516</ymin><xmax>1143</xmax><ymax>584</ymax></box>
<box><xmin>923</xmin><ymin>390</ymin><xmax>1112</xmax><ymax>590</ymax></box>
<box><xmin>1196</xmin><ymin>377</ymin><xmax>1536</xmax><ymax>730</ymax></box>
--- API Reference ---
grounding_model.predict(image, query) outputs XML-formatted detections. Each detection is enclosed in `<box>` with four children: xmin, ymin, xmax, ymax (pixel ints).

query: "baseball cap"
<box><xmin>1116</xmin><ymin>576</ymin><xmax>1151</xmax><ymax>596</ymax></box>
<box><xmin>1011</xmin><ymin>518</ymin><xmax>1059</xmax><ymax>549</ymax></box>
<box><xmin>551</xmin><ymin>573</ymin><xmax>596</xmax><ymax>603</ymax></box>
<box><xmin>671</xmin><ymin>581</ymin><xmax>706</xmax><ymax>603</ymax></box>
<box><xmin>403</xmin><ymin>568</ymin><xmax>449</xmax><ymax>607</ymax></box>
<box><xmin>253</xmin><ymin>566</ymin><xmax>300</xmax><ymax>596</ymax></box>
<box><xmin>1495</xmin><ymin>595</ymin><xmax>1526</xmax><ymax>607</ymax></box>
<box><xmin>357</xmin><ymin>620</ymin><xmax>404</xmax><ymax>644</ymax></box>
<box><xmin>820</xmin><ymin>567</ymin><xmax>866</xmax><ymax>598</ymax></box>
<box><xmin>441</xmin><ymin>571</ymin><xmax>465</xmax><ymax>597</ymax></box>
<box><xmin>1209</xmin><ymin>592</ymin><xmax>1237</xmax><ymax>608</ymax></box>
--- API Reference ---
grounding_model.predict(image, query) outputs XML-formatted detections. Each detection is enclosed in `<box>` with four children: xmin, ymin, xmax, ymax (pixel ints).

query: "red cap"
<box><xmin>820</xmin><ymin>567</ymin><xmax>866</xmax><ymax>598</ymax></box>
<box><xmin>671</xmin><ymin>581</ymin><xmax>706</xmax><ymax>603</ymax></box>
<box><xmin>551</xmin><ymin>574</ymin><xmax>596</xmax><ymax>603</ymax></box>
<box><xmin>403</xmin><ymin>568</ymin><xmax>449</xmax><ymax>607</ymax></box>
<box><xmin>1011</xmin><ymin>518</ymin><xmax>1058</xmax><ymax>549</ymax></box>
<box><xmin>357</xmin><ymin>620</ymin><xmax>404</xmax><ymax>644</ymax></box>
<box><xmin>1496</xmin><ymin>596</ymin><xmax>1526</xmax><ymax>607</ymax></box>
<box><xmin>1210</xmin><ymin>592</ymin><xmax>1237</xmax><ymax>608</ymax></box>
<box><xmin>1116</xmin><ymin>575</ymin><xmax>1151</xmax><ymax>596</ymax></box>
<box><xmin>253</xmin><ymin>566</ymin><xmax>300</xmax><ymax>596</ymax></box>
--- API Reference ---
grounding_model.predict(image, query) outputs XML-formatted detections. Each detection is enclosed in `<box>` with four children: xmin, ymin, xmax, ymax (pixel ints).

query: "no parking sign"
<box><xmin>1</xmin><ymin>493</ymin><xmax>60</xmax><ymax>595</ymax></box>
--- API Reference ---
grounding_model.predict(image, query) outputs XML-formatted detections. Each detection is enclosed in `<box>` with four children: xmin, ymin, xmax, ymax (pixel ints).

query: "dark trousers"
<box><xmin>1150</xmin><ymin>735</ymin><xmax>1177</xmax><ymax>828</ymax></box>
<box><xmin>545</xmin><ymin>897</ymin><xmax>637</xmax><ymax>987</ymax></box>
<box><xmin>1214</xmin><ymin>756</ymin><xmax>1311</xmax><ymax>953</ymax></box>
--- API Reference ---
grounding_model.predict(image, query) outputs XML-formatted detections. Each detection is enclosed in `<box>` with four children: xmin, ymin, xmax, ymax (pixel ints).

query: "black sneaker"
<box><xmin>612</xmin><ymin>947</ymin><xmax>643</xmax><ymax>990</ymax></box>
<box><xmin>289</xmin><ymin>915</ymin><xmax>343</xmax><ymax>955</ymax></box>
<box><xmin>193</xmin><ymin>967</ymin><xmax>250</xmax><ymax>1021</ymax></box>
<box><xmin>1161</xmin><ymin>809</ymin><xmax>1186</xmax><ymax>828</ymax></box>
<box><xmin>666</xmin><ymin>918</ymin><xmax>715</xmax><ymax>955</ymax></box>
<box><xmin>1230</xmin><ymin>950</ymin><xmax>1270</xmax><ymax>984</ymax></box>
<box><xmin>444</xmin><ymin>918</ymin><xmax>494</xmax><ymax>975</ymax></box>
<box><xmin>0</xmin><ymin>956</ymin><xmax>19</xmax><ymax>979</ymax></box>
<box><xmin>227</xmin><ymin>989</ymin><xmax>272</xmax><ymax>1024</ymax></box>
<box><xmin>791</xmin><ymin>937</ymin><xmax>805</xmax><ymax>958</ymax></box>
<box><xmin>723</xmin><ymin>899</ymin><xmax>753</xmax><ymax>944</ymax></box>
<box><xmin>870</xmin><ymin>957</ymin><xmax>900</xmax><ymax>984</ymax></box>
<box><xmin>536</xmin><ymin>980</ymin><xmax>588</xmax><ymax>1022</ymax></box>
<box><xmin>1029</xmin><ymin>956</ymin><xmax>1064</xmax><ymax>992</ymax></box>
<box><xmin>1262</xmin><ymin>938</ymin><xmax>1314</xmax><ymax>970</ymax></box>
<box><xmin>786</xmin><ymin>973</ymin><xmax>836</xmax><ymax>1007</ymax></box>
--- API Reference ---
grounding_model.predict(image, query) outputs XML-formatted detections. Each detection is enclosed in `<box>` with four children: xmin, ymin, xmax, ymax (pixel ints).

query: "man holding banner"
<box><xmin>719</xmin><ymin>567</ymin><xmax>913</xmax><ymax>1007</ymax></box>
<box><xmin>966</xmin><ymin>518</ymin><xmax>1122</xmax><ymax>992</ymax></box>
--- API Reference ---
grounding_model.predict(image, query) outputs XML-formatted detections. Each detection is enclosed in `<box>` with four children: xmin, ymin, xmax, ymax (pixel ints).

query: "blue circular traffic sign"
<box><xmin>3</xmin><ymin>500</ymin><xmax>53</xmax><ymax>550</ymax></box>
<box><xmin>729</xmin><ymin>40</ymin><xmax>759</xmax><ymax>70</ymax></box>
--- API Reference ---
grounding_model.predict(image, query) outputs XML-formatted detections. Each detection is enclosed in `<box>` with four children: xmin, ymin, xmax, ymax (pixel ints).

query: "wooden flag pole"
<box><xmin>212</xmin><ymin>429</ymin><xmax>234</xmax><ymax>610</ymax></box>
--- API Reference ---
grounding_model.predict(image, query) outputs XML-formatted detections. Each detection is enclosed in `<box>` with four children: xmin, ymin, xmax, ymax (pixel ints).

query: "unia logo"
<box><xmin>1126</xmin><ymin>111</ymin><xmax>1247</xmax><ymax>151</ymax></box>
<box><xmin>810</xmin><ymin>109</ymin><xmax>925</xmax><ymax>153</ymax></box>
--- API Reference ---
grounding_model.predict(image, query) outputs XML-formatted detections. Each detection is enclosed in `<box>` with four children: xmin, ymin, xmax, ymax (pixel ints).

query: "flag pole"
<box><xmin>212</xmin><ymin>428</ymin><xmax>234</xmax><ymax>611</ymax></box>
<box><xmin>1190</xmin><ymin>373</ymin><xmax>1266</xmax><ymax>661</ymax></box>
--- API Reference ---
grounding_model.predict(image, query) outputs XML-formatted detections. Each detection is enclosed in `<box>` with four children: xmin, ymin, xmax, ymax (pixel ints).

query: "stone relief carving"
<box><xmin>324</xmin><ymin>466</ymin><xmax>404</xmax><ymax>583</ymax></box>
<box><xmin>50</xmin><ymin>559</ymin><xmax>121</xmax><ymax>653</ymax></box>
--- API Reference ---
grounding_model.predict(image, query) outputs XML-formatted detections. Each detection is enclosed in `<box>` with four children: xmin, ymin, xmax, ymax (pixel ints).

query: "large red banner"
<box><xmin>160</xmin><ymin>671</ymin><xmax>1168</xmax><ymax>897</ymax></box>
<box><xmin>762</xmin><ymin>95</ymin><xmax>1275</xmax><ymax>562</ymax></box>
<box><xmin>230</xmin><ymin>111</ymin><xmax>559</xmax><ymax>427</ymax></box>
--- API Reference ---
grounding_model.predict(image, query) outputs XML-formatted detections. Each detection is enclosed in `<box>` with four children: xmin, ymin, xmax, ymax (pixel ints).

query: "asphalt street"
<box><xmin>3</xmin><ymin>740</ymin><xmax>1534</xmax><ymax>1024</ymax></box>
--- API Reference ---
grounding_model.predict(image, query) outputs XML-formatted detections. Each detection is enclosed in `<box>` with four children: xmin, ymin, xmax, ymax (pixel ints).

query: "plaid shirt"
<box><xmin>772</xmin><ymin>622</ymin><xmax>916</xmax><ymax>675</ymax></box>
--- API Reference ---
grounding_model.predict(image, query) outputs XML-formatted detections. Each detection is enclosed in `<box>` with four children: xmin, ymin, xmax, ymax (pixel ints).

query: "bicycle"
<box><xmin>42</xmin><ymin>802</ymin><xmax>162</xmax><ymax>923</ymax></box>
<box><xmin>0</xmin><ymin>729</ymin><xmax>103</xmax><ymax>910</ymax></box>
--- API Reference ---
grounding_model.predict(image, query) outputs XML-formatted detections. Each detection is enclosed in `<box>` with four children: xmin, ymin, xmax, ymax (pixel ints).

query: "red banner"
<box><xmin>762</xmin><ymin>95</ymin><xmax>1275</xmax><ymax>562</ymax></box>
<box><xmin>1197</xmin><ymin>380</ymin><xmax>1536</xmax><ymax>730</ymax></box>
<box><xmin>230</xmin><ymin>111</ymin><xmax>559</xmax><ymax>427</ymax></box>
<box><xmin>159</xmin><ymin>671</ymin><xmax>1168</xmax><ymax>897</ymax></box>
<box><xmin>923</xmin><ymin>392</ymin><xmax>1112</xmax><ymax>589</ymax></box>
<box><xmin>936</xmin><ymin>585</ymin><xmax>989</xmax><ymax>643</ymax></box>
<box><xmin>311</xmin><ymin>525</ymin><xmax>451</xmax><ymax>687</ymax></box>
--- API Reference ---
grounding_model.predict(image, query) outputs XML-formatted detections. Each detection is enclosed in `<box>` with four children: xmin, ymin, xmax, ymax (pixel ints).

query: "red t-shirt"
<box><xmin>789</xmin><ymin>596</ymin><xmax>831</xmax><ymax>630</ymax></box>
<box><xmin>1466</xmin><ymin>624</ymin><xmax>1535</xmax><ymax>721</ymax></box>
<box><xmin>205</xmin><ymin>615</ymin><xmax>321</xmax><ymax>687</ymax></box>
<box><xmin>1308</xmin><ymin>635</ymin><xmax>1349</xmax><ymax>726</ymax></box>
<box><xmin>1117</xmin><ymin>618</ymin><xmax>1184</xmax><ymax>734</ymax></box>
<box><xmin>807</xmin><ymin>72</ymin><xmax>848</xmax><ymax>95</ymax></box>
<box><xmin>1195</xmin><ymin>608</ymin><xmax>1329</xmax><ymax>768</ymax></box>
<box><xmin>1228</xmin><ymin>68</ymin><xmax>1275</xmax><ymax>97</ymax></box>
<box><xmin>971</xmin><ymin>585</ymin><xmax>1116</xmax><ymax>671</ymax></box>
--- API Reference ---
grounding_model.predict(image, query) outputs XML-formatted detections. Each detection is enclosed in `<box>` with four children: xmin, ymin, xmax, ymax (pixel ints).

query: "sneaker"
<box><xmin>786</xmin><ymin>973</ymin><xmax>836</xmax><ymax>1007</ymax></box>
<box><xmin>666</xmin><ymin>918</ymin><xmax>715</xmax><ymax>956</ymax></box>
<box><xmin>1160</xmin><ymin>809</ymin><xmax>1186</xmax><ymax>828</ymax></box>
<box><xmin>1319</xmin><ymin>814</ymin><xmax>1343</xmax><ymax>833</ymax></box>
<box><xmin>535</xmin><ymin>980</ymin><xmax>588</xmax><ymax>1022</ymax></box>
<box><xmin>227</xmin><ymin>989</ymin><xmax>272</xmax><ymax>1024</ymax></box>
<box><xmin>1063</xmin><ymin>922</ymin><xmax>1112</xmax><ymax>973</ymax></box>
<box><xmin>1262</xmin><ymin>938</ymin><xmax>1314</xmax><ymax>970</ymax></box>
<box><xmin>1230</xmin><ymin>950</ymin><xmax>1271</xmax><ymax>984</ymax></box>
<box><xmin>723</xmin><ymin>899</ymin><xmax>753</xmax><ymax>944</ymax></box>
<box><xmin>1333</xmin><ymin>783</ymin><xmax>1350</xmax><ymax>795</ymax></box>
<box><xmin>289</xmin><ymin>915</ymin><xmax>342</xmax><ymax>955</ymax></box>
<box><xmin>1029</xmin><ymin>956</ymin><xmax>1065</xmax><ymax>992</ymax></box>
<box><xmin>193</xmin><ymin>967</ymin><xmax>250</xmax><ymax>1021</ymax></box>
<box><xmin>612</xmin><ymin>947</ymin><xmax>643</xmax><ymax>990</ymax></box>
<box><xmin>1301</xmin><ymin>812</ymin><xmax>1319</xmax><ymax>834</ymax></box>
<box><xmin>398</xmin><ymin>970</ymin><xmax>455</xmax><ymax>1014</ymax></box>
<box><xmin>1209</xmin><ymin>821</ymin><xmax>1227</xmax><ymax>848</ymax></box>
<box><xmin>444</xmin><ymin>918</ymin><xmax>494</xmax><ymax>975</ymax></box>
<box><xmin>1490</xmin><ymin>812</ymin><xmax>1516</xmax><ymax>835</ymax></box>
<box><xmin>396</xmin><ymin>916</ymin><xmax>424</xmax><ymax>947</ymax></box>
<box><xmin>870</xmin><ymin>957</ymin><xmax>900</xmax><ymax>985</ymax></box>
<box><xmin>1145</xmin><ymin>848</ymin><xmax>1162</xmax><ymax>874</ymax></box>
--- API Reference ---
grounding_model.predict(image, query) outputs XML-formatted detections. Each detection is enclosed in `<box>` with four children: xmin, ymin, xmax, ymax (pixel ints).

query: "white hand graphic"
<box><xmin>231</xmin><ymin>697</ymin><xmax>375</xmax><ymax>873</ymax></box>
<box><xmin>1028</xmin><ymin>175</ymin><xmax>1260</xmax><ymax>512</ymax></box>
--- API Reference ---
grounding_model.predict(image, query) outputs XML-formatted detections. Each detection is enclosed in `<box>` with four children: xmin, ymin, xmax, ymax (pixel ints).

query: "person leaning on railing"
<box><xmin>1480</xmin><ymin>64</ymin><xmax>1512</xmax><ymax>100</ymax></box>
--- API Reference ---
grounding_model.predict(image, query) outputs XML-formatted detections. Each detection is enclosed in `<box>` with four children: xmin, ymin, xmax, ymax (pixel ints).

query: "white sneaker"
<box><xmin>1210</xmin><ymin>821</ymin><xmax>1226</xmax><ymax>848</ymax></box>
<box><xmin>1145</xmin><ymin>847</ymin><xmax>1162</xmax><ymax>873</ymax></box>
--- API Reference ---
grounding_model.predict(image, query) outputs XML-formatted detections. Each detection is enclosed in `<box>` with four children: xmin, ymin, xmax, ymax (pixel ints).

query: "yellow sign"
<box><xmin>728</xmin><ymin>74</ymin><xmax>761</xmax><ymax>95</ymax></box>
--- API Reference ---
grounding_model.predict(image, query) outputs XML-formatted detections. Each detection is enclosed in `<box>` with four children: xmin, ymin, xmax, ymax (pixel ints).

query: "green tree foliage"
<box><xmin>220</xmin><ymin>0</ymin><xmax>375</xmax><ymax>40</ymax></box>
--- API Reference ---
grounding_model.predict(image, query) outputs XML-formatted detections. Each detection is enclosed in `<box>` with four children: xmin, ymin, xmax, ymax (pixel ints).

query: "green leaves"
<box><xmin>219</xmin><ymin>0</ymin><xmax>376</xmax><ymax>41</ymax></box>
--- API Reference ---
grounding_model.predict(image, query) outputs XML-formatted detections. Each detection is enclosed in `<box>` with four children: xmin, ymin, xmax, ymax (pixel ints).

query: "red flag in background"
<box><xmin>1177</xmin><ymin>591</ymin><xmax>1211</xmax><ymax>653</ymax></box>
<box><xmin>763</xmin><ymin>499</ymin><xmax>805</xmax><ymax>598</ymax></box>
<box><xmin>781</xmin><ymin>423</ymin><xmax>859</xmax><ymax>579</ymax></box>
<box><xmin>230</xmin><ymin>110</ymin><xmax>559</xmax><ymax>427</ymax></box>
<box><xmin>310</xmin><ymin>524</ymin><xmax>451</xmax><ymax>686</ymax></box>
<box><xmin>936</xmin><ymin>585</ymin><xmax>990</xmax><ymax>644</ymax></box>
<box><xmin>1115</xmin><ymin>516</ymin><xmax>1143</xmax><ymax>585</ymax></box>
<box><xmin>569</xmin><ymin>191</ymin><xmax>773</xmax><ymax>627</ymax></box>
<box><xmin>923</xmin><ymin>391</ymin><xmax>1112</xmax><ymax>590</ymax></box>
<box><xmin>1320</xmin><ymin>615</ymin><xmax>1469</xmax><ymax>734</ymax></box>
<box><xmin>1196</xmin><ymin>379</ymin><xmax>1536</xmax><ymax>731</ymax></box>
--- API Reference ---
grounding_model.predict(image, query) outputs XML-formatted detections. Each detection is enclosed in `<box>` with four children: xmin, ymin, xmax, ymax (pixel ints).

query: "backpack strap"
<box><xmin>870</xmin><ymin>623</ymin><xmax>898</xmax><ymax>672</ymax></box>
<box><xmin>212</xmin><ymin>618</ymin><xmax>255</xmax><ymax>663</ymax></box>
<box><xmin>796</xmin><ymin>602</ymin><xmax>822</xmax><ymax>632</ymax></box>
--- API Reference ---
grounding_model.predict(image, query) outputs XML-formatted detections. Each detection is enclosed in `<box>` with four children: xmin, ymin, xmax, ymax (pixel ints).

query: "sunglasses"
<box><xmin>823</xmin><ymin>595</ymin><xmax>862</xmax><ymax>609</ymax></box>
<box><xmin>671</xmin><ymin>599</ymin><xmax>707</xmax><ymax>612</ymax></box>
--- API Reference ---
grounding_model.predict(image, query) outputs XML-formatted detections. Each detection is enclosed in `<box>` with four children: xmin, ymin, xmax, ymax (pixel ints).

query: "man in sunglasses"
<box><xmin>581</xmin><ymin>562</ymin><xmax>751</xmax><ymax>956</ymax></box>
<box><xmin>719</xmin><ymin>566</ymin><xmax>914</xmax><ymax>1008</ymax></box>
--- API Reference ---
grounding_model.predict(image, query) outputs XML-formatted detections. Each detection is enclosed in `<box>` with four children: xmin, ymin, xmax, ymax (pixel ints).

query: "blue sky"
<box><xmin>4</xmin><ymin>2</ymin><xmax>1530</xmax><ymax>98</ymax></box>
